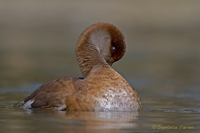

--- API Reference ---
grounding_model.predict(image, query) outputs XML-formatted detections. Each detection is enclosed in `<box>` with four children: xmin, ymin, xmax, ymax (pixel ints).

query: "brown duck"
<box><xmin>16</xmin><ymin>23</ymin><xmax>141</xmax><ymax>111</ymax></box>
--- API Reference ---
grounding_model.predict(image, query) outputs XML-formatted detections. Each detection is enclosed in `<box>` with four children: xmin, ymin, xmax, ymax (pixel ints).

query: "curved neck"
<box><xmin>76</xmin><ymin>29</ymin><xmax>110</xmax><ymax>78</ymax></box>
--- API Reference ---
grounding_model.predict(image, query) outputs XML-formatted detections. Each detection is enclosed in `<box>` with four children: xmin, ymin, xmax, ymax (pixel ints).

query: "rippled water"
<box><xmin>0</xmin><ymin>81</ymin><xmax>199</xmax><ymax>133</ymax></box>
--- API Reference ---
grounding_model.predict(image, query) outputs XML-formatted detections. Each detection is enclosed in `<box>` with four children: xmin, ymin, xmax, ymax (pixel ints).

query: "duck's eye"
<box><xmin>112</xmin><ymin>47</ymin><xmax>116</xmax><ymax>51</ymax></box>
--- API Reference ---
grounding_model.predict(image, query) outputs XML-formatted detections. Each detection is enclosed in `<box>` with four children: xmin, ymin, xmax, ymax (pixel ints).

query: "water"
<box><xmin>1</xmin><ymin>1</ymin><xmax>200</xmax><ymax>132</ymax></box>
<box><xmin>0</xmin><ymin>82</ymin><xmax>199</xmax><ymax>133</ymax></box>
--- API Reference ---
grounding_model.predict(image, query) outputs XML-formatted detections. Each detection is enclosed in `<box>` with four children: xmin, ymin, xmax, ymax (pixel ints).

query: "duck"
<box><xmin>15</xmin><ymin>23</ymin><xmax>141</xmax><ymax>111</ymax></box>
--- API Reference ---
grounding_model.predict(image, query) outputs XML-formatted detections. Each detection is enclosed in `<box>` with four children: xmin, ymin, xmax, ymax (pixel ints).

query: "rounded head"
<box><xmin>77</xmin><ymin>23</ymin><xmax>126</xmax><ymax>65</ymax></box>
<box><xmin>101</xmin><ymin>23</ymin><xmax>126</xmax><ymax>64</ymax></box>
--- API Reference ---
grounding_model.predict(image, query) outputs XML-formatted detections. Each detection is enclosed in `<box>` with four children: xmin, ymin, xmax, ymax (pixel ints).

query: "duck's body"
<box><xmin>17</xmin><ymin>23</ymin><xmax>141</xmax><ymax>111</ymax></box>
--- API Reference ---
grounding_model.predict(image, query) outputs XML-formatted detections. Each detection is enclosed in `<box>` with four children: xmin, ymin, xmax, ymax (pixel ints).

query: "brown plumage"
<box><xmin>15</xmin><ymin>23</ymin><xmax>141</xmax><ymax>111</ymax></box>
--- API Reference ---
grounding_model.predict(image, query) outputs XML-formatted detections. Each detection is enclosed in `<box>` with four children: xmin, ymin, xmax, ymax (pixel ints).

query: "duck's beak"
<box><xmin>107</xmin><ymin>62</ymin><xmax>113</xmax><ymax>66</ymax></box>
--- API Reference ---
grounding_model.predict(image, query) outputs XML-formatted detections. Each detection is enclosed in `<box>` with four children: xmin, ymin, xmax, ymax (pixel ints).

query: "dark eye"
<box><xmin>112</xmin><ymin>47</ymin><xmax>116</xmax><ymax>51</ymax></box>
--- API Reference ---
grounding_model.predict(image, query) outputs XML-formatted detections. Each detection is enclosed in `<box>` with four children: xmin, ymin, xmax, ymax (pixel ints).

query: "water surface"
<box><xmin>0</xmin><ymin>81</ymin><xmax>199</xmax><ymax>133</ymax></box>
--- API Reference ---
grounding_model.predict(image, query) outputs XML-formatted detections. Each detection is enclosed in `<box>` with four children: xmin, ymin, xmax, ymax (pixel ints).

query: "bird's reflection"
<box><xmin>23</xmin><ymin>109</ymin><xmax>139</xmax><ymax>131</ymax></box>
<box><xmin>56</xmin><ymin>111</ymin><xmax>139</xmax><ymax>130</ymax></box>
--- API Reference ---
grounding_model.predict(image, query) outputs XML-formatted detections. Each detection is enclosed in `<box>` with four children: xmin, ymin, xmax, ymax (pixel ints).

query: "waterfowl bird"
<box><xmin>15</xmin><ymin>23</ymin><xmax>141</xmax><ymax>111</ymax></box>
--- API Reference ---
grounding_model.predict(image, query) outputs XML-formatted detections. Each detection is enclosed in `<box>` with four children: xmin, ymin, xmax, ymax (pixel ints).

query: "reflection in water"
<box><xmin>23</xmin><ymin>110</ymin><xmax>139</xmax><ymax>131</ymax></box>
<box><xmin>56</xmin><ymin>111</ymin><xmax>139</xmax><ymax>130</ymax></box>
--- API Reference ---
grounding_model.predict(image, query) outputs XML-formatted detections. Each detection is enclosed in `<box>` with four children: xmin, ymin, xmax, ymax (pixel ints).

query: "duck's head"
<box><xmin>76</xmin><ymin>23</ymin><xmax>126</xmax><ymax>76</ymax></box>
<box><xmin>93</xmin><ymin>23</ymin><xmax>126</xmax><ymax>65</ymax></box>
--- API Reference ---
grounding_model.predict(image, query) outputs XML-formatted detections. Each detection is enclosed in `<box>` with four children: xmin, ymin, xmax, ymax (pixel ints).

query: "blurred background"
<box><xmin>0</xmin><ymin>0</ymin><xmax>199</xmax><ymax>91</ymax></box>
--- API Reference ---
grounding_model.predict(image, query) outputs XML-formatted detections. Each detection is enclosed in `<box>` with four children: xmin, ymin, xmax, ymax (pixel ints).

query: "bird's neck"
<box><xmin>76</xmin><ymin>30</ymin><xmax>110</xmax><ymax>78</ymax></box>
